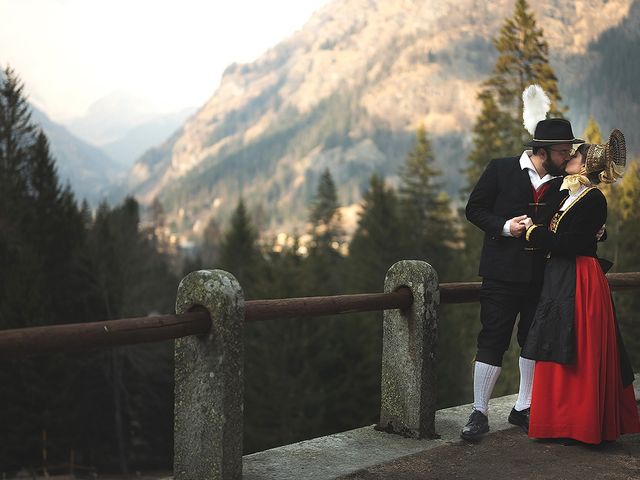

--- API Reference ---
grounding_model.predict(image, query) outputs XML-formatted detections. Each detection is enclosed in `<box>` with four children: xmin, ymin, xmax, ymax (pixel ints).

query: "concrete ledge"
<box><xmin>243</xmin><ymin>377</ymin><xmax>640</xmax><ymax>480</ymax></box>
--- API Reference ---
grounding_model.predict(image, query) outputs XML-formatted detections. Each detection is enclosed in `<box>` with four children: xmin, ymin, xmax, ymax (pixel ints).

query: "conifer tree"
<box><xmin>219</xmin><ymin>198</ymin><xmax>261</xmax><ymax>295</ymax></box>
<box><xmin>0</xmin><ymin>68</ymin><xmax>90</xmax><ymax>469</ymax></box>
<box><xmin>309</xmin><ymin>167</ymin><xmax>343</xmax><ymax>252</ymax></box>
<box><xmin>583</xmin><ymin>116</ymin><xmax>603</xmax><ymax>144</ymax></box>
<box><xmin>463</xmin><ymin>91</ymin><xmax>515</xmax><ymax>193</ymax></box>
<box><xmin>398</xmin><ymin>125</ymin><xmax>455</xmax><ymax>277</ymax></box>
<box><xmin>78</xmin><ymin>198</ymin><xmax>178</xmax><ymax>471</ymax></box>
<box><xmin>488</xmin><ymin>0</ymin><xmax>564</xmax><ymax>146</ymax></box>
<box><xmin>349</xmin><ymin>174</ymin><xmax>404</xmax><ymax>292</ymax></box>
<box><xmin>342</xmin><ymin>174</ymin><xmax>406</xmax><ymax>423</ymax></box>
<box><xmin>243</xmin><ymin>238</ymin><xmax>310</xmax><ymax>453</ymax></box>
<box><xmin>306</xmin><ymin>168</ymin><xmax>345</xmax><ymax>294</ymax></box>
<box><xmin>0</xmin><ymin>66</ymin><xmax>35</xmax><ymax>210</ymax></box>
<box><xmin>466</xmin><ymin>0</ymin><xmax>565</xmax><ymax>188</ymax></box>
<box><xmin>0</xmin><ymin>67</ymin><xmax>178</xmax><ymax>469</ymax></box>
<box><xmin>201</xmin><ymin>216</ymin><xmax>222</xmax><ymax>268</ymax></box>
<box><xmin>459</xmin><ymin>94</ymin><xmax>513</xmax><ymax>280</ymax></box>
<box><xmin>598</xmin><ymin>161</ymin><xmax>640</xmax><ymax>368</ymax></box>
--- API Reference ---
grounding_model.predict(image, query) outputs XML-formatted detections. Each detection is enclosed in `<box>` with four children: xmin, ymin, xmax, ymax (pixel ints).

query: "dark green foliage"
<box><xmin>598</xmin><ymin>161</ymin><xmax>640</xmax><ymax>370</ymax></box>
<box><xmin>0</xmin><ymin>66</ymin><xmax>35</xmax><ymax>207</ymax></box>
<box><xmin>489</xmin><ymin>0</ymin><xmax>564</xmax><ymax>123</ymax></box>
<box><xmin>466</xmin><ymin>0</ymin><xmax>565</xmax><ymax>182</ymax></box>
<box><xmin>200</xmin><ymin>216</ymin><xmax>222</xmax><ymax>268</ymax></box>
<box><xmin>398</xmin><ymin>126</ymin><xmax>456</xmax><ymax>279</ymax></box>
<box><xmin>564</xmin><ymin>0</ymin><xmax>640</xmax><ymax>155</ymax></box>
<box><xmin>218</xmin><ymin>199</ymin><xmax>262</xmax><ymax>292</ymax></box>
<box><xmin>241</xmin><ymin>170</ymin><xmax>388</xmax><ymax>454</ymax></box>
<box><xmin>582</xmin><ymin>116</ymin><xmax>603</xmax><ymax>144</ymax></box>
<box><xmin>0</xmin><ymin>67</ymin><xmax>177</xmax><ymax>473</ymax></box>
<box><xmin>308</xmin><ymin>168</ymin><xmax>344</xmax><ymax>252</ymax></box>
<box><xmin>349</xmin><ymin>174</ymin><xmax>404</xmax><ymax>291</ymax></box>
<box><xmin>6</xmin><ymin>1</ymin><xmax>640</xmax><ymax>467</ymax></box>
<box><xmin>464</xmin><ymin>91</ymin><xmax>515</xmax><ymax>193</ymax></box>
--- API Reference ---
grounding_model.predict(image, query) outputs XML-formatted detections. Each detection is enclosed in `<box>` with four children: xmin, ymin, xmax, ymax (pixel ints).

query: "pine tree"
<box><xmin>349</xmin><ymin>174</ymin><xmax>404</xmax><ymax>292</ymax></box>
<box><xmin>466</xmin><ymin>0</ymin><xmax>565</xmax><ymax>175</ymax></box>
<box><xmin>583</xmin><ymin>116</ymin><xmax>603</xmax><ymax>144</ymax></box>
<box><xmin>309</xmin><ymin>167</ymin><xmax>343</xmax><ymax>252</ymax></box>
<box><xmin>0</xmin><ymin>68</ymin><xmax>91</xmax><ymax>469</ymax></box>
<box><xmin>78</xmin><ymin>198</ymin><xmax>178</xmax><ymax>471</ymax></box>
<box><xmin>243</xmin><ymin>239</ymin><xmax>309</xmax><ymax>453</ymax></box>
<box><xmin>398</xmin><ymin>125</ymin><xmax>455</xmax><ymax>278</ymax></box>
<box><xmin>201</xmin><ymin>216</ymin><xmax>222</xmax><ymax>268</ymax></box>
<box><xmin>599</xmin><ymin>161</ymin><xmax>640</xmax><ymax>369</ymax></box>
<box><xmin>0</xmin><ymin>67</ymin><xmax>178</xmax><ymax>470</ymax></box>
<box><xmin>488</xmin><ymin>0</ymin><xmax>564</xmax><ymax>146</ymax></box>
<box><xmin>218</xmin><ymin>198</ymin><xmax>262</xmax><ymax>296</ymax></box>
<box><xmin>459</xmin><ymin>97</ymin><xmax>510</xmax><ymax>280</ymax></box>
<box><xmin>464</xmin><ymin>91</ymin><xmax>515</xmax><ymax>193</ymax></box>
<box><xmin>0</xmin><ymin>66</ymin><xmax>35</xmax><ymax>213</ymax></box>
<box><xmin>306</xmin><ymin>168</ymin><xmax>345</xmax><ymax>294</ymax></box>
<box><xmin>342</xmin><ymin>174</ymin><xmax>406</xmax><ymax>422</ymax></box>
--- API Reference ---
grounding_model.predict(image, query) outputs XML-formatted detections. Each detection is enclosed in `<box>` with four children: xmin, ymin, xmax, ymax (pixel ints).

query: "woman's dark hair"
<box><xmin>576</xmin><ymin>143</ymin><xmax>591</xmax><ymax>159</ymax></box>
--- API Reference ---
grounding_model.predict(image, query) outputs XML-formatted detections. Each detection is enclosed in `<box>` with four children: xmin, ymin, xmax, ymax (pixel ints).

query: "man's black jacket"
<box><xmin>465</xmin><ymin>156</ymin><xmax>564</xmax><ymax>283</ymax></box>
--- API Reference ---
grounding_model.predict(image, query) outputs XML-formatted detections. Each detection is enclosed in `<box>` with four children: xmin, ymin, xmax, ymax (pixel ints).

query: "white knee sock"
<box><xmin>473</xmin><ymin>361</ymin><xmax>501</xmax><ymax>415</ymax></box>
<box><xmin>514</xmin><ymin>356</ymin><xmax>535</xmax><ymax>411</ymax></box>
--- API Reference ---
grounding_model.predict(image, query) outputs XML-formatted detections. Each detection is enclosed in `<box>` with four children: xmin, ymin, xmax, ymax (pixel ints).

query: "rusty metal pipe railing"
<box><xmin>0</xmin><ymin>311</ymin><xmax>212</xmax><ymax>359</ymax></box>
<box><xmin>1</xmin><ymin>272</ymin><xmax>639</xmax><ymax>359</ymax></box>
<box><xmin>245</xmin><ymin>287</ymin><xmax>413</xmax><ymax>322</ymax></box>
<box><xmin>439</xmin><ymin>271</ymin><xmax>640</xmax><ymax>304</ymax></box>
<box><xmin>0</xmin><ymin>288</ymin><xmax>412</xmax><ymax>359</ymax></box>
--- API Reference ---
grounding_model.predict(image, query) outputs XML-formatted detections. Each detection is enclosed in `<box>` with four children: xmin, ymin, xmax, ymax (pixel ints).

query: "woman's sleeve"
<box><xmin>526</xmin><ymin>190</ymin><xmax>607</xmax><ymax>256</ymax></box>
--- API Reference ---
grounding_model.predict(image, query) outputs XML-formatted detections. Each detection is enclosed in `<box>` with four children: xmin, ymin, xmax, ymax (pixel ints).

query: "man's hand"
<box><xmin>509</xmin><ymin>215</ymin><xmax>529</xmax><ymax>238</ymax></box>
<box><xmin>596</xmin><ymin>224</ymin><xmax>606</xmax><ymax>241</ymax></box>
<box><xmin>522</xmin><ymin>217</ymin><xmax>534</xmax><ymax>229</ymax></box>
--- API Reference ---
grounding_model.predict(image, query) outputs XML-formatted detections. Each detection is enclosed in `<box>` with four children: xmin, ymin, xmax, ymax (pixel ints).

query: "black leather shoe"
<box><xmin>460</xmin><ymin>409</ymin><xmax>489</xmax><ymax>441</ymax></box>
<box><xmin>508</xmin><ymin>407</ymin><xmax>530</xmax><ymax>433</ymax></box>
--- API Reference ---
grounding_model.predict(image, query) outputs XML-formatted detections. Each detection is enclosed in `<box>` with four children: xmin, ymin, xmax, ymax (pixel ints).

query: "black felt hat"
<box><xmin>524</xmin><ymin>118</ymin><xmax>585</xmax><ymax>147</ymax></box>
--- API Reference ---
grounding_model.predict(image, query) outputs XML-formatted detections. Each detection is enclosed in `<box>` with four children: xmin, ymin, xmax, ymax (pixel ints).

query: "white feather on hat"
<box><xmin>522</xmin><ymin>84</ymin><xmax>551</xmax><ymax>135</ymax></box>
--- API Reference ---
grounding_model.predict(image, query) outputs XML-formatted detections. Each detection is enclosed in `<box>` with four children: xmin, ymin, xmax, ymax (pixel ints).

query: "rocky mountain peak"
<box><xmin>121</xmin><ymin>0</ymin><xmax>636</xmax><ymax>243</ymax></box>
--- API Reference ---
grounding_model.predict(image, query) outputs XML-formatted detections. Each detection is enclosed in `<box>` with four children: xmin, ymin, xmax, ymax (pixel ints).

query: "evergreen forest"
<box><xmin>1</xmin><ymin>0</ymin><xmax>639</xmax><ymax>474</ymax></box>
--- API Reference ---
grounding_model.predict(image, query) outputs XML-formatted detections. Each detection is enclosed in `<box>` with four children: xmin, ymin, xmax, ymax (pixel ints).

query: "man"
<box><xmin>461</xmin><ymin>118</ymin><xmax>585</xmax><ymax>441</ymax></box>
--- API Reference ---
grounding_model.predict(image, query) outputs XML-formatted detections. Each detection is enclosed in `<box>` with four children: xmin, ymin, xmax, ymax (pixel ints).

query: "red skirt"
<box><xmin>529</xmin><ymin>256</ymin><xmax>640</xmax><ymax>443</ymax></box>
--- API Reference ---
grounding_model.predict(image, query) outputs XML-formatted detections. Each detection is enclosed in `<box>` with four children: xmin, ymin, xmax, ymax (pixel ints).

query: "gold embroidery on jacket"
<box><xmin>552</xmin><ymin>187</ymin><xmax>595</xmax><ymax>232</ymax></box>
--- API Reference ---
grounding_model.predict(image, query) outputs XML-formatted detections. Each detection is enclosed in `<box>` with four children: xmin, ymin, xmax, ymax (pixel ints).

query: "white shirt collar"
<box><xmin>519</xmin><ymin>150</ymin><xmax>557</xmax><ymax>190</ymax></box>
<box><xmin>560</xmin><ymin>184</ymin><xmax>588</xmax><ymax>211</ymax></box>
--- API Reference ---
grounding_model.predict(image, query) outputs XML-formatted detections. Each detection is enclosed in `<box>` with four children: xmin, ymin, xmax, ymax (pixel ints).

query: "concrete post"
<box><xmin>174</xmin><ymin>270</ymin><xmax>244</xmax><ymax>480</ymax></box>
<box><xmin>378</xmin><ymin>260</ymin><xmax>439</xmax><ymax>439</ymax></box>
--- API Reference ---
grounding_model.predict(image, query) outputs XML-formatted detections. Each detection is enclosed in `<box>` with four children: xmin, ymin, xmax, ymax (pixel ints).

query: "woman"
<box><xmin>521</xmin><ymin>129</ymin><xmax>640</xmax><ymax>444</ymax></box>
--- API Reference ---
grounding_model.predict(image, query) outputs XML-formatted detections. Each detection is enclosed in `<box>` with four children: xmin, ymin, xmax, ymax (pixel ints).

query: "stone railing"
<box><xmin>1</xmin><ymin>262</ymin><xmax>639</xmax><ymax>480</ymax></box>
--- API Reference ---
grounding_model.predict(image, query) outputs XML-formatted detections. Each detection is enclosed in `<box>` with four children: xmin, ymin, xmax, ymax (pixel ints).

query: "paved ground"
<box><xmin>341</xmin><ymin>407</ymin><xmax>640</xmax><ymax>480</ymax></box>
<box><xmin>244</xmin><ymin>381</ymin><xmax>640</xmax><ymax>480</ymax></box>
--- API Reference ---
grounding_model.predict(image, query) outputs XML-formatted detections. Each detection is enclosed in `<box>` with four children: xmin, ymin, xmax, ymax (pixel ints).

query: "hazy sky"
<box><xmin>0</xmin><ymin>0</ymin><xmax>330</xmax><ymax>122</ymax></box>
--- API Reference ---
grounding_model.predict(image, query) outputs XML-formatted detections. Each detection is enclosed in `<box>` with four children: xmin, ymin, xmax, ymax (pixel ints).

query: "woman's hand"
<box><xmin>522</xmin><ymin>217</ymin><xmax>533</xmax><ymax>229</ymax></box>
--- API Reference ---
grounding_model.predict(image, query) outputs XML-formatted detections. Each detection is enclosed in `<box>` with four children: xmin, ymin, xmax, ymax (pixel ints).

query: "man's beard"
<box><xmin>543</xmin><ymin>158</ymin><xmax>566</xmax><ymax>176</ymax></box>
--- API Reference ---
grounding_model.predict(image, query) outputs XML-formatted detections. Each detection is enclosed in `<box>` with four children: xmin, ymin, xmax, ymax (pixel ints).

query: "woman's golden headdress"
<box><xmin>585</xmin><ymin>128</ymin><xmax>626</xmax><ymax>184</ymax></box>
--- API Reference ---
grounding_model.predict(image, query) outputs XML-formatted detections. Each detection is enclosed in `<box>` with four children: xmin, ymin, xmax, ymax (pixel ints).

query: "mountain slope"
<box><xmin>101</xmin><ymin>107</ymin><xmax>195</xmax><ymax>167</ymax></box>
<box><xmin>562</xmin><ymin>0</ymin><xmax>640</xmax><ymax>150</ymax></box>
<box><xmin>30</xmin><ymin>107</ymin><xmax>126</xmax><ymax>204</ymax></box>
<box><xmin>122</xmin><ymin>0</ymin><xmax>637</xmax><ymax>239</ymax></box>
